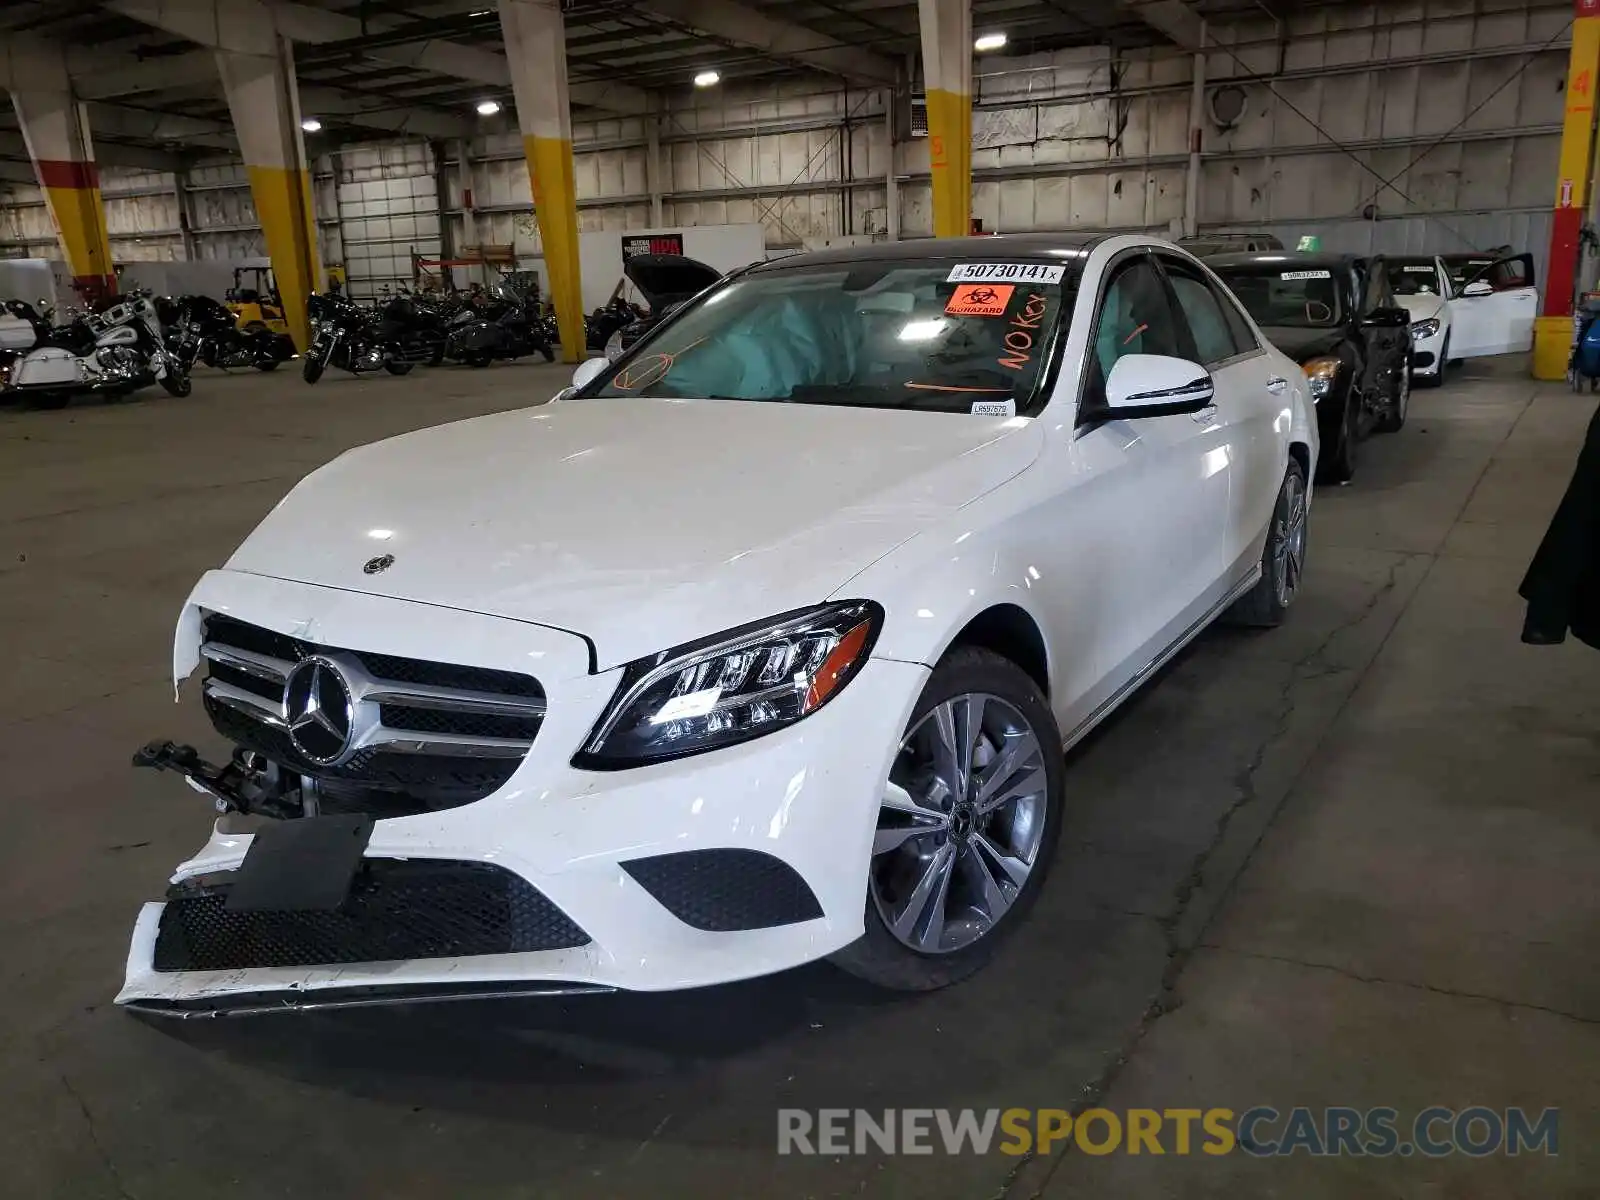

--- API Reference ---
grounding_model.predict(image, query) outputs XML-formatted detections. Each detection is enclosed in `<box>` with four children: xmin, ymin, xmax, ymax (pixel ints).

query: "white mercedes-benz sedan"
<box><xmin>119</xmin><ymin>234</ymin><xmax>1318</xmax><ymax>1016</ymax></box>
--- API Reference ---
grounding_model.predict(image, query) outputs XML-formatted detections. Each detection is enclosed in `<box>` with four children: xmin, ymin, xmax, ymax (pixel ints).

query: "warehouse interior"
<box><xmin>1</xmin><ymin>0</ymin><xmax>1598</xmax><ymax>1196</ymax></box>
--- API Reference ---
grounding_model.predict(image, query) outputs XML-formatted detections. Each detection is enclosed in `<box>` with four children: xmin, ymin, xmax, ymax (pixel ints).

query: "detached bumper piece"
<box><xmin>621</xmin><ymin>848</ymin><xmax>824</xmax><ymax>931</ymax></box>
<box><xmin>153</xmin><ymin>858</ymin><xmax>590</xmax><ymax>973</ymax></box>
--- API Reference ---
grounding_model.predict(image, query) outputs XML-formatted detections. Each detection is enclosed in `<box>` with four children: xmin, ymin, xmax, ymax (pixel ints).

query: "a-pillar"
<box><xmin>9</xmin><ymin>90</ymin><xmax>116</xmax><ymax>303</ymax></box>
<box><xmin>917</xmin><ymin>0</ymin><xmax>971</xmax><ymax>238</ymax></box>
<box><xmin>216</xmin><ymin>38</ymin><xmax>322</xmax><ymax>352</ymax></box>
<box><xmin>500</xmin><ymin>0</ymin><xmax>584</xmax><ymax>363</ymax></box>
<box><xmin>1533</xmin><ymin>0</ymin><xmax>1600</xmax><ymax>379</ymax></box>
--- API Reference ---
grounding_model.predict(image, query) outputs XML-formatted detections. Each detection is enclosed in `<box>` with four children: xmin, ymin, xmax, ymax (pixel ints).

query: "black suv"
<box><xmin>1207</xmin><ymin>251</ymin><xmax>1412</xmax><ymax>484</ymax></box>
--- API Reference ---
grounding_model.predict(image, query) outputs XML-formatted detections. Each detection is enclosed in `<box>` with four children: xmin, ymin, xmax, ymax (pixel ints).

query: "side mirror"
<box><xmin>1460</xmin><ymin>280</ymin><xmax>1493</xmax><ymax>298</ymax></box>
<box><xmin>1102</xmin><ymin>354</ymin><xmax>1214</xmax><ymax>418</ymax></box>
<box><xmin>571</xmin><ymin>356</ymin><xmax>609</xmax><ymax>391</ymax></box>
<box><xmin>1363</xmin><ymin>306</ymin><xmax>1411</xmax><ymax>328</ymax></box>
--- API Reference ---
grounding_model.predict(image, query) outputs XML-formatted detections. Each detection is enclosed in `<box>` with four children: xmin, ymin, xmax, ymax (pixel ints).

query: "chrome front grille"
<box><xmin>198</xmin><ymin>613</ymin><xmax>545</xmax><ymax>812</ymax></box>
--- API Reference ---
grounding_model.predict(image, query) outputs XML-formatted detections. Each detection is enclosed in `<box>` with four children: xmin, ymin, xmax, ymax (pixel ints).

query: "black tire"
<box><xmin>830</xmin><ymin>646</ymin><xmax>1065</xmax><ymax>991</ymax></box>
<box><xmin>29</xmin><ymin>392</ymin><xmax>69</xmax><ymax>410</ymax></box>
<box><xmin>1377</xmin><ymin>358</ymin><xmax>1409</xmax><ymax>433</ymax></box>
<box><xmin>253</xmin><ymin>359</ymin><xmax>279</xmax><ymax>372</ymax></box>
<box><xmin>1226</xmin><ymin>457</ymin><xmax>1310</xmax><ymax>629</ymax></box>
<box><xmin>467</xmin><ymin>352</ymin><xmax>493</xmax><ymax>369</ymax></box>
<box><xmin>1418</xmin><ymin>333</ymin><xmax>1448</xmax><ymax>389</ymax></box>
<box><xmin>540</xmin><ymin>344</ymin><xmax>556</xmax><ymax>364</ymax></box>
<box><xmin>384</xmin><ymin>360</ymin><xmax>414</xmax><ymax>376</ymax></box>
<box><xmin>302</xmin><ymin>357</ymin><xmax>324</xmax><ymax>384</ymax></box>
<box><xmin>1318</xmin><ymin>391</ymin><xmax>1357</xmax><ymax>486</ymax></box>
<box><xmin>160</xmin><ymin>372</ymin><xmax>192</xmax><ymax>398</ymax></box>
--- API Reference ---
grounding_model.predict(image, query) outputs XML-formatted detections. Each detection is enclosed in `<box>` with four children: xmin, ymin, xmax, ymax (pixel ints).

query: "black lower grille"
<box><xmin>153</xmin><ymin>858</ymin><xmax>589</xmax><ymax>972</ymax></box>
<box><xmin>622</xmin><ymin>849</ymin><xmax>824</xmax><ymax>932</ymax></box>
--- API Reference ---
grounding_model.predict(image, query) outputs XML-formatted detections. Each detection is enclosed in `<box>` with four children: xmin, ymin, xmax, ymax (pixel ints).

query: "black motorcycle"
<box><xmin>302</xmin><ymin>292</ymin><xmax>448</xmax><ymax>384</ymax></box>
<box><xmin>444</xmin><ymin>292</ymin><xmax>556</xmax><ymax>368</ymax></box>
<box><xmin>160</xmin><ymin>295</ymin><xmax>294</xmax><ymax>373</ymax></box>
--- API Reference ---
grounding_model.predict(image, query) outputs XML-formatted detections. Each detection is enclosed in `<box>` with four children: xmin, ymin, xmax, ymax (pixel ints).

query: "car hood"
<box><xmin>1260</xmin><ymin>326</ymin><xmax>1345</xmax><ymax>362</ymax></box>
<box><xmin>1395</xmin><ymin>292</ymin><xmax>1446</xmax><ymax>322</ymax></box>
<box><xmin>226</xmin><ymin>397</ymin><xmax>1043</xmax><ymax>670</ymax></box>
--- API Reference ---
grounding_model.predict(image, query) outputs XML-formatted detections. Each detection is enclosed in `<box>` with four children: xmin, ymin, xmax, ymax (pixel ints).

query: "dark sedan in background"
<box><xmin>1207</xmin><ymin>251</ymin><xmax>1412</xmax><ymax>484</ymax></box>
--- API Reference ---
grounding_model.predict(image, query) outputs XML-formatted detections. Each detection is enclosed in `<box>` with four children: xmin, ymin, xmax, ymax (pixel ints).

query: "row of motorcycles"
<box><xmin>0</xmin><ymin>293</ymin><xmax>193</xmax><ymax>409</ymax></box>
<box><xmin>302</xmin><ymin>284</ymin><xmax>557</xmax><ymax>384</ymax></box>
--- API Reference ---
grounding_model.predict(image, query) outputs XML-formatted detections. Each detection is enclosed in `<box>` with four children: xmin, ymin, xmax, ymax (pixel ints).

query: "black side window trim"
<box><xmin>1155</xmin><ymin>252</ymin><xmax>1263</xmax><ymax>367</ymax></box>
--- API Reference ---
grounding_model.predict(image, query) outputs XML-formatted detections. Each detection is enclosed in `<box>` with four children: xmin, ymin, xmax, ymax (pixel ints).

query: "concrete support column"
<box><xmin>217</xmin><ymin>38</ymin><xmax>321</xmax><ymax>351</ymax></box>
<box><xmin>9</xmin><ymin>90</ymin><xmax>116</xmax><ymax>302</ymax></box>
<box><xmin>1533</xmin><ymin>0</ymin><xmax>1600</xmax><ymax>379</ymax></box>
<box><xmin>885</xmin><ymin>95</ymin><xmax>900</xmax><ymax>242</ymax></box>
<box><xmin>500</xmin><ymin>0</ymin><xmax>585</xmax><ymax>363</ymax></box>
<box><xmin>1183</xmin><ymin>23</ymin><xmax>1207</xmax><ymax>240</ymax></box>
<box><xmin>916</xmin><ymin>0</ymin><xmax>971</xmax><ymax>238</ymax></box>
<box><xmin>646</xmin><ymin>115</ymin><xmax>665</xmax><ymax>227</ymax></box>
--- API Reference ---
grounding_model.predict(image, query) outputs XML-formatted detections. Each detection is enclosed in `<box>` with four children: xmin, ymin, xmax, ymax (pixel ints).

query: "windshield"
<box><xmin>1388</xmin><ymin>260</ymin><xmax>1445</xmax><ymax>297</ymax></box>
<box><xmin>590</xmin><ymin>261</ymin><xmax>1073</xmax><ymax>415</ymax></box>
<box><xmin>1212</xmin><ymin>265</ymin><xmax>1344</xmax><ymax>329</ymax></box>
<box><xmin>1445</xmin><ymin>257</ymin><xmax>1494</xmax><ymax>288</ymax></box>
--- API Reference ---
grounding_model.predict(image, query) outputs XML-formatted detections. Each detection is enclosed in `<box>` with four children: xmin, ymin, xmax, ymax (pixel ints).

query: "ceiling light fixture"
<box><xmin>974</xmin><ymin>32</ymin><xmax>1008</xmax><ymax>52</ymax></box>
<box><xmin>300</xmin><ymin>118</ymin><xmax>322</xmax><ymax>133</ymax></box>
<box><xmin>694</xmin><ymin>70</ymin><xmax>721</xmax><ymax>88</ymax></box>
<box><xmin>476</xmin><ymin>99</ymin><xmax>502</xmax><ymax>116</ymax></box>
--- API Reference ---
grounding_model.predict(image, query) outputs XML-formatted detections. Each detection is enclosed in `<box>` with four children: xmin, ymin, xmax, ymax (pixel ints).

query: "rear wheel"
<box><xmin>1227</xmin><ymin>457</ymin><xmax>1309</xmax><ymax>628</ymax></box>
<box><xmin>467</xmin><ymin>352</ymin><xmax>493</xmax><ymax>369</ymax></box>
<box><xmin>159</xmin><ymin>371</ymin><xmax>192</xmax><ymax>398</ymax></box>
<box><xmin>253</xmin><ymin>359</ymin><xmax>279</xmax><ymax>372</ymax></box>
<box><xmin>831</xmin><ymin>647</ymin><xmax>1064</xmax><ymax>991</ymax></box>
<box><xmin>384</xmin><ymin>360</ymin><xmax>414</xmax><ymax>376</ymax></box>
<box><xmin>28</xmin><ymin>391</ymin><xmax>69</xmax><ymax>410</ymax></box>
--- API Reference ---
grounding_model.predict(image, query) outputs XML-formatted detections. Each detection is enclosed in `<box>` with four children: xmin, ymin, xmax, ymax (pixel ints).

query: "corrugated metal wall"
<box><xmin>0</xmin><ymin>0</ymin><xmax>1575</xmax><ymax>290</ymax></box>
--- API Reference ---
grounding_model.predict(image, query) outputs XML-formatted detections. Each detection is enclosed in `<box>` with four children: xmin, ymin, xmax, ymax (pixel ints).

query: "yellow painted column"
<box><xmin>501</xmin><ymin>0</ymin><xmax>585</xmax><ymax>364</ymax></box>
<box><xmin>9</xmin><ymin>91</ymin><xmax>116</xmax><ymax>303</ymax></box>
<box><xmin>217</xmin><ymin>40</ymin><xmax>322</xmax><ymax>353</ymax></box>
<box><xmin>918</xmin><ymin>0</ymin><xmax>973</xmax><ymax>238</ymax></box>
<box><xmin>1533</xmin><ymin>3</ymin><xmax>1600</xmax><ymax>378</ymax></box>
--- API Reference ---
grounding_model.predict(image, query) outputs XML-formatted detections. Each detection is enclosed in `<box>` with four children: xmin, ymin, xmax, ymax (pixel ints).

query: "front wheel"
<box><xmin>302</xmin><ymin>356</ymin><xmax>325</xmax><ymax>384</ymax></box>
<box><xmin>384</xmin><ymin>360</ymin><xmax>414</xmax><ymax>376</ymax></box>
<box><xmin>160</xmin><ymin>371</ymin><xmax>192</xmax><ymax>398</ymax></box>
<box><xmin>540</xmin><ymin>343</ymin><xmax>556</xmax><ymax>364</ymax></box>
<box><xmin>1418</xmin><ymin>333</ymin><xmax>1448</xmax><ymax>389</ymax></box>
<box><xmin>1227</xmin><ymin>457</ymin><xmax>1309</xmax><ymax>628</ymax></box>
<box><xmin>1377</xmin><ymin>360</ymin><xmax>1409</xmax><ymax>433</ymax></box>
<box><xmin>1318</xmin><ymin>392</ymin><xmax>1357</xmax><ymax>486</ymax></box>
<box><xmin>830</xmin><ymin>647</ymin><xmax>1064</xmax><ymax>991</ymax></box>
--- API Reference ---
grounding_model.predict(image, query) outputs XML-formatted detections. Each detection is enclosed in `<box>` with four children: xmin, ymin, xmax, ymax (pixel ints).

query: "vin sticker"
<box><xmin>971</xmin><ymin>399</ymin><xmax>1017</xmax><ymax>416</ymax></box>
<box><xmin>947</xmin><ymin>262</ymin><xmax>1065</xmax><ymax>285</ymax></box>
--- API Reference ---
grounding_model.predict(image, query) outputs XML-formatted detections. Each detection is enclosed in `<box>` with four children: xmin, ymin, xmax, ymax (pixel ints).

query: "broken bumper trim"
<box><xmin>121</xmin><ymin>979</ymin><xmax>614</xmax><ymax>1019</ymax></box>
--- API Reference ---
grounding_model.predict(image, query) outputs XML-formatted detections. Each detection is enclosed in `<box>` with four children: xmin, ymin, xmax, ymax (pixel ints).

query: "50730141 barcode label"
<box><xmin>947</xmin><ymin>262</ymin><xmax>1065</xmax><ymax>285</ymax></box>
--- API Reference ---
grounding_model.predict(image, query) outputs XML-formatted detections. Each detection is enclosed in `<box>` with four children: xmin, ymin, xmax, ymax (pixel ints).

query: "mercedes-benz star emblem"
<box><xmin>282</xmin><ymin>656</ymin><xmax>356</xmax><ymax>765</ymax></box>
<box><xmin>363</xmin><ymin>554</ymin><xmax>395</xmax><ymax>575</ymax></box>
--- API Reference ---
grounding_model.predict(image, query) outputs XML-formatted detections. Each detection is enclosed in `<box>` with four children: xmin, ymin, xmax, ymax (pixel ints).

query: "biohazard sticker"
<box><xmin>946</xmin><ymin>283</ymin><xmax>1015</xmax><ymax>316</ymax></box>
<box><xmin>971</xmin><ymin>399</ymin><xmax>1016</xmax><ymax>416</ymax></box>
<box><xmin>947</xmin><ymin>262</ymin><xmax>1066</xmax><ymax>285</ymax></box>
<box><xmin>1280</xmin><ymin>270</ymin><xmax>1332</xmax><ymax>280</ymax></box>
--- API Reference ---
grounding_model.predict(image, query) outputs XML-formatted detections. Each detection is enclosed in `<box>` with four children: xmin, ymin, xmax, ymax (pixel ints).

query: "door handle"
<box><xmin>1265</xmin><ymin>376</ymin><xmax>1288</xmax><ymax>394</ymax></box>
<box><xmin>1192</xmin><ymin>404</ymin><xmax>1219</xmax><ymax>424</ymax></box>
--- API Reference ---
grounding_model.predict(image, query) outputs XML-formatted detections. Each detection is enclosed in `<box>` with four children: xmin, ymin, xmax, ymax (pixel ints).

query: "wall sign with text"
<box><xmin>622</xmin><ymin>234</ymin><xmax>685</xmax><ymax>260</ymax></box>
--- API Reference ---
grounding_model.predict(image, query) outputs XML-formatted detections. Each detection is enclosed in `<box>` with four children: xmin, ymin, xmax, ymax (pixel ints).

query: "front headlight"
<box><xmin>1302</xmin><ymin>356</ymin><xmax>1341</xmax><ymax>402</ymax></box>
<box><xmin>576</xmin><ymin>601</ymin><xmax>883</xmax><ymax>768</ymax></box>
<box><xmin>1410</xmin><ymin>318</ymin><xmax>1441</xmax><ymax>340</ymax></box>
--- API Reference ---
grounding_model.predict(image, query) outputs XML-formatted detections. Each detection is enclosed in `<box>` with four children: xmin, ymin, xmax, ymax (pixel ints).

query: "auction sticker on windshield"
<box><xmin>1281</xmin><ymin>270</ymin><xmax>1332</xmax><ymax>280</ymax></box>
<box><xmin>946</xmin><ymin>284</ymin><xmax>1015</xmax><ymax>316</ymax></box>
<box><xmin>948</xmin><ymin>263</ymin><xmax>1065</xmax><ymax>285</ymax></box>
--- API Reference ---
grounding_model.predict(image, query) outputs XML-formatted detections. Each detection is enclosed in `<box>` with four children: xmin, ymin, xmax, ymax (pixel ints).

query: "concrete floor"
<box><xmin>0</xmin><ymin>360</ymin><xmax>1595</xmax><ymax>1198</ymax></box>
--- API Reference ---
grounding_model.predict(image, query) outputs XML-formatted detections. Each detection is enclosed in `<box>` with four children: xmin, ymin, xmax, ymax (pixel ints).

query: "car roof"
<box><xmin>749</xmin><ymin>232</ymin><xmax>1110</xmax><ymax>272</ymax></box>
<box><xmin>1385</xmin><ymin>254</ymin><xmax>1443</xmax><ymax>265</ymax></box>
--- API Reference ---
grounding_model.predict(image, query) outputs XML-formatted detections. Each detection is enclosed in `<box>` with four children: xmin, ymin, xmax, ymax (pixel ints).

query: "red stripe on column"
<box><xmin>35</xmin><ymin>159</ymin><xmax>99</xmax><ymax>190</ymax></box>
<box><xmin>1543</xmin><ymin>206</ymin><xmax>1584</xmax><ymax>318</ymax></box>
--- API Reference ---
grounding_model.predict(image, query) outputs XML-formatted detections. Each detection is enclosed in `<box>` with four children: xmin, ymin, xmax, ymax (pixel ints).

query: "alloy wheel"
<box><xmin>1273</xmin><ymin>469</ymin><xmax>1309</xmax><ymax>608</ymax></box>
<box><xmin>871</xmin><ymin>693</ymin><xmax>1049</xmax><ymax>954</ymax></box>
